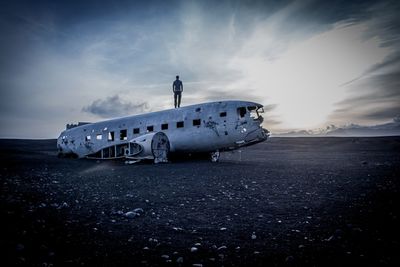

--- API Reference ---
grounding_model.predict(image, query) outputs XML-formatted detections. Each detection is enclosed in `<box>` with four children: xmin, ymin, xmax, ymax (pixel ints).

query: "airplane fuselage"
<box><xmin>57</xmin><ymin>100</ymin><xmax>269</xmax><ymax>160</ymax></box>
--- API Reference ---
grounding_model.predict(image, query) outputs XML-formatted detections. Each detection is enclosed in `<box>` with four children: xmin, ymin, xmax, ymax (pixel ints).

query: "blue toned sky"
<box><xmin>0</xmin><ymin>0</ymin><xmax>399</xmax><ymax>138</ymax></box>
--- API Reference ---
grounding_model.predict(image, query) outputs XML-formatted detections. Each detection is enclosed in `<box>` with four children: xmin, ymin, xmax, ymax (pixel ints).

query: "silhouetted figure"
<box><xmin>173</xmin><ymin>75</ymin><xmax>183</xmax><ymax>108</ymax></box>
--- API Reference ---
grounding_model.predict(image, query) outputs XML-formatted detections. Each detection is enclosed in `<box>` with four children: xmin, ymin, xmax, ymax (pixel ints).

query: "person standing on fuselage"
<box><xmin>173</xmin><ymin>75</ymin><xmax>183</xmax><ymax>108</ymax></box>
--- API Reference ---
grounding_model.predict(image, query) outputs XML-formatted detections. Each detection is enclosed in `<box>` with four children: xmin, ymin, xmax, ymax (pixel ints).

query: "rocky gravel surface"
<box><xmin>1</xmin><ymin>137</ymin><xmax>399</xmax><ymax>266</ymax></box>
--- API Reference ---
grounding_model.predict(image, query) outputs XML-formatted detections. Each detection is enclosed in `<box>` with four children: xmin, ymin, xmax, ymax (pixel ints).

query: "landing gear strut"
<box><xmin>210</xmin><ymin>151</ymin><xmax>220</xmax><ymax>163</ymax></box>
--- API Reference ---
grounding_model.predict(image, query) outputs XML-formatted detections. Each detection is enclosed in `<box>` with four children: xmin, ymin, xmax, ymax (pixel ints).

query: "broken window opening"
<box><xmin>85</xmin><ymin>135</ymin><xmax>91</xmax><ymax>141</ymax></box>
<box><xmin>102</xmin><ymin>147</ymin><xmax>109</xmax><ymax>158</ymax></box>
<box><xmin>161</xmin><ymin>123</ymin><xmax>168</xmax><ymax>130</ymax></box>
<box><xmin>120</xmin><ymin>129</ymin><xmax>127</xmax><ymax>141</ymax></box>
<box><xmin>147</xmin><ymin>126</ymin><xmax>154</xmax><ymax>132</ymax></box>
<box><xmin>133</xmin><ymin>128</ymin><xmax>140</xmax><ymax>134</ymax></box>
<box><xmin>108</xmin><ymin>131</ymin><xmax>115</xmax><ymax>141</ymax></box>
<box><xmin>237</xmin><ymin>107</ymin><xmax>246</xmax><ymax>118</ymax></box>
<box><xmin>248</xmin><ymin>106</ymin><xmax>264</xmax><ymax>121</ymax></box>
<box><xmin>220</xmin><ymin>112</ymin><xmax>227</xmax><ymax>117</ymax></box>
<box><xmin>177</xmin><ymin>121</ymin><xmax>184</xmax><ymax>128</ymax></box>
<box><xmin>195</xmin><ymin>107</ymin><xmax>201</xmax><ymax>112</ymax></box>
<box><xmin>116</xmin><ymin>144</ymin><xmax>128</xmax><ymax>157</ymax></box>
<box><xmin>193</xmin><ymin>119</ymin><xmax>201</xmax><ymax>126</ymax></box>
<box><xmin>96</xmin><ymin>134</ymin><xmax>102</xmax><ymax>140</ymax></box>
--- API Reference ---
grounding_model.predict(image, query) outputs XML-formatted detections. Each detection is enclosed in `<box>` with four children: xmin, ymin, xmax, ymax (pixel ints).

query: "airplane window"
<box><xmin>96</xmin><ymin>134</ymin><xmax>102</xmax><ymax>140</ymax></box>
<box><xmin>133</xmin><ymin>128</ymin><xmax>140</xmax><ymax>134</ymax></box>
<box><xmin>147</xmin><ymin>126</ymin><xmax>154</xmax><ymax>132</ymax></box>
<box><xmin>248</xmin><ymin>106</ymin><xmax>263</xmax><ymax>120</ymax></box>
<box><xmin>85</xmin><ymin>135</ymin><xmax>91</xmax><ymax>141</ymax></box>
<box><xmin>161</xmin><ymin>123</ymin><xmax>168</xmax><ymax>130</ymax></box>
<box><xmin>108</xmin><ymin>131</ymin><xmax>114</xmax><ymax>141</ymax></box>
<box><xmin>220</xmin><ymin>112</ymin><xmax>227</xmax><ymax>117</ymax></box>
<box><xmin>120</xmin><ymin>129</ymin><xmax>127</xmax><ymax>140</ymax></box>
<box><xmin>193</xmin><ymin>119</ymin><xmax>201</xmax><ymax>126</ymax></box>
<box><xmin>237</xmin><ymin>107</ymin><xmax>246</xmax><ymax>118</ymax></box>
<box><xmin>195</xmin><ymin>107</ymin><xmax>201</xmax><ymax>112</ymax></box>
<box><xmin>177</xmin><ymin>121</ymin><xmax>184</xmax><ymax>128</ymax></box>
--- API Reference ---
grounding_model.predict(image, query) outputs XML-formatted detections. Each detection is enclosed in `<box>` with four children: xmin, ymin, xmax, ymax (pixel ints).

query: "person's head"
<box><xmin>176</xmin><ymin>75</ymin><xmax>179</xmax><ymax>80</ymax></box>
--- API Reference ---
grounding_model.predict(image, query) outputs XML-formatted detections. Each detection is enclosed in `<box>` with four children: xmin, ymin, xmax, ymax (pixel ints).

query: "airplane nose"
<box><xmin>244</xmin><ymin>127</ymin><xmax>268</xmax><ymax>143</ymax></box>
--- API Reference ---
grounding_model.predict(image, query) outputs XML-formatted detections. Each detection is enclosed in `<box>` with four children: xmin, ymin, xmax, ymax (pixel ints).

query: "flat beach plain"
<box><xmin>1</xmin><ymin>137</ymin><xmax>399</xmax><ymax>266</ymax></box>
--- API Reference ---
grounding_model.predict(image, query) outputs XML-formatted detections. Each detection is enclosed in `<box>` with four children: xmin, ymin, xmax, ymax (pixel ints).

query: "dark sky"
<box><xmin>0</xmin><ymin>0</ymin><xmax>399</xmax><ymax>137</ymax></box>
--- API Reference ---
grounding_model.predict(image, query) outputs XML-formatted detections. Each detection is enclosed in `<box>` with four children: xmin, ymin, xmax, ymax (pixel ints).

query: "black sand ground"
<box><xmin>1</xmin><ymin>137</ymin><xmax>399</xmax><ymax>266</ymax></box>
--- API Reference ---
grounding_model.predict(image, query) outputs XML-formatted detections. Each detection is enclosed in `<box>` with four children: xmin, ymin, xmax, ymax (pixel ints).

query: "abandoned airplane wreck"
<box><xmin>57</xmin><ymin>100</ymin><xmax>269</xmax><ymax>163</ymax></box>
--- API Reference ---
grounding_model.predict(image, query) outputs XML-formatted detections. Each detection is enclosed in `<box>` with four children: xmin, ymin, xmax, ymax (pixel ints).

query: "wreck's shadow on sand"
<box><xmin>1</xmin><ymin>137</ymin><xmax>399</xmax><ymax>266</ymax></box>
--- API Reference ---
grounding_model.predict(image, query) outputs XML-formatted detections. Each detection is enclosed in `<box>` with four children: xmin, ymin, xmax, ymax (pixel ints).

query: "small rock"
<box><xmin>326</xmin><ymin>235</ymin><xmax>335</xmax><ymax>242</ymax></box>
<box><xmin>251</xmin><ymin>232</ymin><xmax>257</xmax><ymax>240</ymax></box>
<box><xmin>124</xmin><ymin>211</ymin><xmax>138</xmax><ymax>219</ymax></box>
<box><xmin>220</xmin><ymin>227</ymin><xmax>227</xmax><ymax>231</ymax></box>
<box><xmin>133</xmin><ymin>208</ymin><xmax>144</xmax><ymax>214</ymax></box>
<box><xmin>176</xmin><ymin>257</ymin><xmax>183</xmax><ymax>263</ymax></box>
<box><xmin>161</xmin><ymin>255</ymin><xmax>169</xmax><ymax>259</ymax></box>
<box><xmin>192</xmin><ymin>264</ymin><xmax>203</xmax><ymax>267</ymax></box>
<box><xmin>59</xmin><ymin>202</ymin><xmax>69</xmax><ymax>209</ymax></box>
<box><xmin>190</xmin><ymin>247</ymin><xmax>198</xmax><ymax>252</ymax></box>
<box><xmin>217</xmin><ymin>245</ymin><xmax>227</xmax><ymax>250</ymax></box>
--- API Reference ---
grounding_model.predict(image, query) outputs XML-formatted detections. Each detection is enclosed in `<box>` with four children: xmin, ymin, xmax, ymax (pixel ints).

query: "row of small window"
<box><xmin>85</xmin><ymin>118</ymin><xmax>207</xmax><ymax>142</ymax></box>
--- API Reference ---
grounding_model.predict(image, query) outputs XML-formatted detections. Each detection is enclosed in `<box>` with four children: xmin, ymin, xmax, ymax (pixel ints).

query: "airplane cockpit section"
<box><xmin>57</xmin><ymin>100</ymin><xmax>270</xmax><ymax>163</ymax></box>
<box><xmin>248</xmin><ymin>105</ymin><xmax>264</xmax><ymax>123</ymax></box>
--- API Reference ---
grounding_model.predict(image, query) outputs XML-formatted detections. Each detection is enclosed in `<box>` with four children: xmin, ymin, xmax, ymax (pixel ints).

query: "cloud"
<box><xmin>328</xmin><ymin>0</ymin><xmax>400</xmax><ymax>125</ymax></box>
<box><xmin>82</xmin><ymin>95</ymin><xmax>150</xmax><ymax>118</ymax></box>
<box><xmin>275</xmin><ymin>117</ymin><xmax>400</xmax><ymax>137</ymax></box>
<box><xmin>1</xmin><ymin>0</ymin><xmax>400</xmax><ymax>138</ymax></box>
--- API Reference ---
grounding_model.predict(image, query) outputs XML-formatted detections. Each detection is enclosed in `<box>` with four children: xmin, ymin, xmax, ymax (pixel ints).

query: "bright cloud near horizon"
<box><xmin>0</xmin><ymin>0</ymin><xmax>399</xmax><ymax>138</ymax></box>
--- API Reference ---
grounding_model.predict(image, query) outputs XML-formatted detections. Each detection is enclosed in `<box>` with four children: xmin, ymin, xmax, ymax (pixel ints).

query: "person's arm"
<box><xmin>181</xmin><ymin>82</ymin><xmax>183</xmax><ymax>92</ymax></box>
<box><xmin>172</xmin><ymin>82</ymin><xmax>175</xmax><ymax>92</ymax></box>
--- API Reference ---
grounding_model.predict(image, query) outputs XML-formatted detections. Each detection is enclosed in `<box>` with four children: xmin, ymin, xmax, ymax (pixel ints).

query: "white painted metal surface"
<box><xmin>57</xmin><ymin>100</ymin><xmax>269</xmax><ymax>162</ymax></box>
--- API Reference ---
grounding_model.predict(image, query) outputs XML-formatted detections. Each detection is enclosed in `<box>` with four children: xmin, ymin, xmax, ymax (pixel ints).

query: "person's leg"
<box><xmin>174</xmin><ymin>93</ymin><xmax>177</xmax><ymax>108</ymax></box>
<box><xmin>178</xmin><ymin>93</ymin><xmax>181</xmax><ymax>107</ymax></box>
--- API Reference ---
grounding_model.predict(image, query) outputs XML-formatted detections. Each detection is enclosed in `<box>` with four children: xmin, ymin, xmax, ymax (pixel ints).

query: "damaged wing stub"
<box><xmin>126</xmin><ymin>132</ymin><xmax>170</xmax><ymax>164</ymax></box>
<box><xmin>85</xmin><ymin>132</ymin><xmax>170</xmax><ymax>164</ymax></box>
<box><xmin>57</xmin><ymin>100</ymin><xmax>270</xmax><ymax>163</ymax></box>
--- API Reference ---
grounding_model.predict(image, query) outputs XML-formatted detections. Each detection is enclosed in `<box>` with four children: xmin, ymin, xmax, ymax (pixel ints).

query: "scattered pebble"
<box><xmin>124</xmin><ymin>211</ymin><xmax>138</xmax><ymax>219</ymax></box>
<box><xmin>251</xmin><ymin>232</ymin><xmax>257</xmax><ymax>240</ymax></box>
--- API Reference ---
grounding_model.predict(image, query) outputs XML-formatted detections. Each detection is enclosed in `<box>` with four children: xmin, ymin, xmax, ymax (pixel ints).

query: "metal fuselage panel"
<box><xmin>57</xmin><ymin>100</ymin><xmax>268</xmax><ymax>158</ymax></box>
